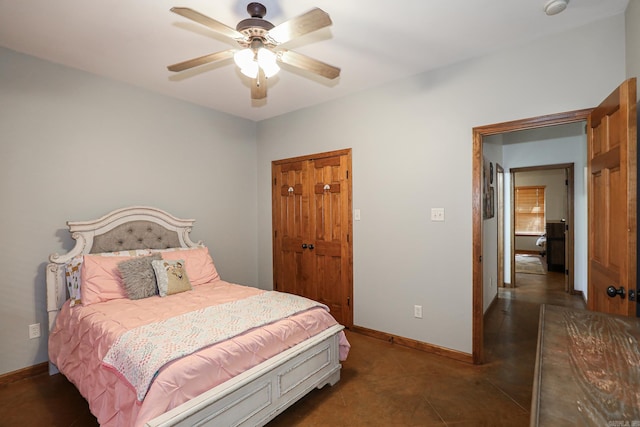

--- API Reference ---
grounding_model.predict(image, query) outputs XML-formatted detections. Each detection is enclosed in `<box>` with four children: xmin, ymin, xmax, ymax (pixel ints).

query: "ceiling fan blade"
<box><xmin>170</xmin><ymin>7</ymin><xmax>247</xmax><ymax>42</ymax></box>
<box><xmin>267</xmin><ymin>8</ymin><xmax>332</xmax><ymax>45</ymax></box>
<box><xmin>251</xmin><ymin>68</ymin><xmax>267</xmax><ymax>100</ymax></box>
<box><xmin>278</xmin><ymin>50</ymin><xmax>340</xmax><ymax>80</ymax></box>
<box><xmin>167</xmin><ymin>49</ymin><xmax>235</xmax><ymax>72</ymax></box>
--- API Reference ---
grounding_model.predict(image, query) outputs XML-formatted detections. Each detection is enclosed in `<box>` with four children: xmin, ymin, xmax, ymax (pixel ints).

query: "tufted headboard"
<box><xmin>46</xmin><ymin>206</ymin><xmax>203</xmax><ymax>373</ymax></box>
<box><xmin>90</xmin><ymin>220</ymin><xmax>181</xmax><ymax>253</ymax></box>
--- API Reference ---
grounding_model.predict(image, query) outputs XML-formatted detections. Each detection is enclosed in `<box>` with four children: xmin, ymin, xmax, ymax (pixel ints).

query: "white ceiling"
<box><xmin>0</xmin><ymin>0</ymin><xmax>629</xmax><ymax>122</ymax></box>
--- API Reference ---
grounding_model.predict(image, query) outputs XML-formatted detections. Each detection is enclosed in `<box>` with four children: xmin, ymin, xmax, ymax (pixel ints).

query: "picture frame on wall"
<box><xmin>483</xmin><ymin>157</ymin><xmax>495</xmax><ymax>219</ymax></box>
<box><xmin>488</xmin><ymin>187</ymin><xmax>495</xmax><ymax>219</ymax></box>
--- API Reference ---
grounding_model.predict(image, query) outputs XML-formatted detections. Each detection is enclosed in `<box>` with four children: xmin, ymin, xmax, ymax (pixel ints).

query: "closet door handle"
<box><xmin>302</xmin><ymin>244</ymin><xmax>308</xmax><ymax>249</ymax></box>
<box><xmin>308</xmin><ymin>244</ymin><xmax>315</xmax><ymax>250</ymax></box>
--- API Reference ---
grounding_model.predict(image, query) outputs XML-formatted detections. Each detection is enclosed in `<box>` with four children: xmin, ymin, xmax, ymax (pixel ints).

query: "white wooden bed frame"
<box><xmin>46</xmin><ymin>206</ymin><xmax>344</xmax><ymax>427</ymax></box>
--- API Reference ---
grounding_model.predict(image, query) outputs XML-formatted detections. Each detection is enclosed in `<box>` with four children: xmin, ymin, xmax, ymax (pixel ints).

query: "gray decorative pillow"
<box><xmin>118</xmin><ymin>253</ymin><xmax>162</xmax><ymax>300</ymax></box>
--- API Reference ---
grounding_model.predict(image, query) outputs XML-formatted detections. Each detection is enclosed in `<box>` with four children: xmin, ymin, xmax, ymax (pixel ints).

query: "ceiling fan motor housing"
<box><xmin>236</xmin><ymin>2</ymin><xmax>274</xmax><ymax>36</ymax></box>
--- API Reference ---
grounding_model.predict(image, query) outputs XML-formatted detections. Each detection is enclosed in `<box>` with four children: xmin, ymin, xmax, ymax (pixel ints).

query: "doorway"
<box><xmin>510</xmin><ymin>164</ymin><xmax>575</xmax><ymax>294</ymax></box>
<box><xmin>472</xmin><ymin>109</ymin><xmax>591</xmax><ymax>364</ymax></box>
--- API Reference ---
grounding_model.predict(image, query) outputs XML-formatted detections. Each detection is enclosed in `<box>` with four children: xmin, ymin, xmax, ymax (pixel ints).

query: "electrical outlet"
<box><xmin>28</xmin><ymin>323</ymin><xmax>40</xmax><ymax>340</ymax></box>
<box><xmin>430</xmin><ymin>208</ymin><xmax>445</xmax><ymax>222</ymax></box>
<box><xmin>414</xmin><ymin>305</ymin><xmax>423</xmax><ymax>319</ymax></box>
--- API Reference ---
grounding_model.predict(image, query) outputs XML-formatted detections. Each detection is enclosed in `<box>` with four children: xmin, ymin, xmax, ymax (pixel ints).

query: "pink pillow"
<box><xmin>160</xmin><ymin>247</ymin><xmax>219</xmax><ymax>285</ymax></box>
<box><xmin>80</xmin><ymin>255</ymin><xmax>131</xmax><ymax>305</ymax></box>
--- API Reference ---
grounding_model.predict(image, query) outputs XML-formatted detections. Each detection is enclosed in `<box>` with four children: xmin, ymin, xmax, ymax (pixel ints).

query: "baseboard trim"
<box><xmin>0</xmin><ymin>326</ymin><xmax>479</xmax><ymax>383</ymax></box>
<box><xmin>351</xmin><ymin>325</ymin><xmax>473</xmax><ymax>364</ymax></box>
<box><xmin>484</xmin><ymin>292</ymin><xmax>499</xmax><ymax>315</ymax></box>
<box><xmin>0</xmin><ymin>362</ymin><xmax>48</xmax><ymax>386</ymax></box>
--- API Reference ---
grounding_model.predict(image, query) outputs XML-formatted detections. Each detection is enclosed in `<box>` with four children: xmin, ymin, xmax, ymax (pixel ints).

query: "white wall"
<box><xmin>0</xmin><ymin>47</ymin><xmax>259</xmax><ymax>375</ymax></box>
<box><xmin>627</xmin><ymin>0</ymin><xmax>640</xmax><ymax>87</ymax></box>
<box><xmin>503</xmin><ymin>124</ymin><xmax>588</xmax><ymax>295</ymax></box>
<box><xmin>257</xmin><ymin>16</ymin><xmax>626</xmax><ymax>354</ymax></box>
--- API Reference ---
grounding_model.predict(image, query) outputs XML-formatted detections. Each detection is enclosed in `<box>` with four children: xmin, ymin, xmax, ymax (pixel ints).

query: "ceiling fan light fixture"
<box><xmin>234</xmin><ymin>48</ymin><xmax>259</xmax><ymax>77</ymax></box>
<box><xmin>168</xmin><ymin>4</ymin><xmax>340</xmax><ymax>99</ymax></box>
<box><xmin>257</xmin><ymin>48</ymin><xmax>280</xmax><ymax>78</ymax></box>
<box><xmin>240</xmin><ymin>63</ymin><xmax>259</xmax><ymax>78</ymax></box>
<box><xmin>234</xmin><ymin>47</ymin><xmax>280</xmax><ymax>78</ymax></box>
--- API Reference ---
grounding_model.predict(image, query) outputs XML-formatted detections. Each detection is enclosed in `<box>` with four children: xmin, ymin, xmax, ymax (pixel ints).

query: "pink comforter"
<box><xmin>49</xmin><ymin>280</ymin><xmax>349</xmax><ymax>427</ymax></box>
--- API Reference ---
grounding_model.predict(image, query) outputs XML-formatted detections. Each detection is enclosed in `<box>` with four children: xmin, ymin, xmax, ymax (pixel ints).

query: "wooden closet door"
<box><xmin>272</xmin><ymin>160</ymin><xmax>309</xmax><ymax>297</ymax></box>
<box><xmin>272</xmin><ymin>149</ymin><xmax>353</xmax><ymax>327</ymax></box>
<box><xmin>309</xmin><ymin>154</ymin><xmax>351</xmax><ymax>326</ymax></box>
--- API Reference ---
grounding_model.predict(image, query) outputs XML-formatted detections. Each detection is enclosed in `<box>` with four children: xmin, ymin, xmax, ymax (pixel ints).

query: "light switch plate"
<box><xmin>354</xmin><ymin>209</ymin><xmax>361</xmax><ymax>221</ymax></box>
<box><xmin>431</xmin><ymin>208</ymin><xmax>445</xmax><ymax>221</ymax></box>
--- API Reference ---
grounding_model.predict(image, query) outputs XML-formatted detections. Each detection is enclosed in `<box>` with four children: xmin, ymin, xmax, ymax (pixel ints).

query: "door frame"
<box><xmin>496</xmin><ymin>163</ymin><xmax>505</xmax><ymax>288</ymax></box>
<box><xmin>472</xmin><ymin>108</ymin><xmax>592</xmax><ymax>364</ymax></box>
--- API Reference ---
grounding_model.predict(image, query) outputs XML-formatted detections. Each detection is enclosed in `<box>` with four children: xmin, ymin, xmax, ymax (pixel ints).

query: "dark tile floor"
<box><xmin>0</xmin><ymin>267</ymin><xmax>585</xmax><ymax>426</ymax></box>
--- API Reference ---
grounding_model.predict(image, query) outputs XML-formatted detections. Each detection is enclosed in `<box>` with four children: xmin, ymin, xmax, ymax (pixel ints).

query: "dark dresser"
<box><xmin>545</xmin><ymin>222</ymin><xmax>565</xmax><ymax>272</ymax></box>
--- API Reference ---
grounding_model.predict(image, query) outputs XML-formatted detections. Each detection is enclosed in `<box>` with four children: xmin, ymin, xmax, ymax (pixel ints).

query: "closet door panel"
<box><xmin>273</xmin><ymin>162</ymin><xmax>308</xmax><ymax>296</ymax></box>
<box><xmin>309</xmin><ymin>155</ymin><xmax>349</xmax><ymax>326</ymax></box>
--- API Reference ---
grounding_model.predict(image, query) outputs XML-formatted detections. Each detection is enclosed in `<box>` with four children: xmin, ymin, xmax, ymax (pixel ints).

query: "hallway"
<box><xmin>486</xmin><ymin>266</ymin><xmax>586</xmax><ymax>369</ymax></box>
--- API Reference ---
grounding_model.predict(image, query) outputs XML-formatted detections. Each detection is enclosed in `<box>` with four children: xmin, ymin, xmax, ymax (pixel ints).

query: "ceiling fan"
<box><xmin>167</xmin><ymin>2</ymin><xmax>341</xmax><ymax>100</ymax></box>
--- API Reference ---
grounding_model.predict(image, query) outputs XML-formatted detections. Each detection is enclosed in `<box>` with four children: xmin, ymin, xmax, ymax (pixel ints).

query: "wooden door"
<box><xmin>272</xmin><ymin>149</ymin><xmax>353</xmax><ymax>327</ymax></box>
<box><xmin>272</xmin><ymin>160</ymin><xmax>308</xmax><ymax>298</ymax></box>
<box><xmin>564</xmin><ymin>169</ymin><xmax>570</xmax><ymax>292</ymax></box>
<box><xmin>587</xmin><ymin>78</ymin><xmax>637</xmax><ymax>316</ymax></box>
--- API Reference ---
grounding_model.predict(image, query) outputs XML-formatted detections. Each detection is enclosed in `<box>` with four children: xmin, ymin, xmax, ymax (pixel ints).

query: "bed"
<box><xmin>536</xmin><ymin>234</ymin><xmax>547</xmax><ymax>256</ymax></box>
<box><xmin>46</xmin><ymin>206</ymin><xmax>349</xmax><ymax>427</ymax></box>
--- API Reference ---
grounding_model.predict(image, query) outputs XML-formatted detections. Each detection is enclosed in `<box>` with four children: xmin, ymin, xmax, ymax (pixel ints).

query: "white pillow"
<box><xmin>64</xmin><ymin>249</ymin><xmax>152</xmax><ymax>307</ymax></box>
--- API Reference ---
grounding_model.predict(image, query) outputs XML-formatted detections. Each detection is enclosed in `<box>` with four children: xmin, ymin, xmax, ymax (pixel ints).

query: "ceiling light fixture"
<box><xmin>167</xmin><ymin>3</ymin><xmax>340</xmax><ymax>100</ymax></box>
<box><xmin>544</xmin><ymin>0</ymin><xmax>569</xmax><ymax>16</ymax></box>
<box><xmin>233</xmin><ymin>39</ymin><xmax>280</xmax><ymax>79</ymax></box>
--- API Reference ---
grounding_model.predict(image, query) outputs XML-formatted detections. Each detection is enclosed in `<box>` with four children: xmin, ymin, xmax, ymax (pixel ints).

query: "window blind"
<box><xmin>515</xmin><ymin>186</ymin><xmax>545</xmax><ymax>235</ymax></box>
